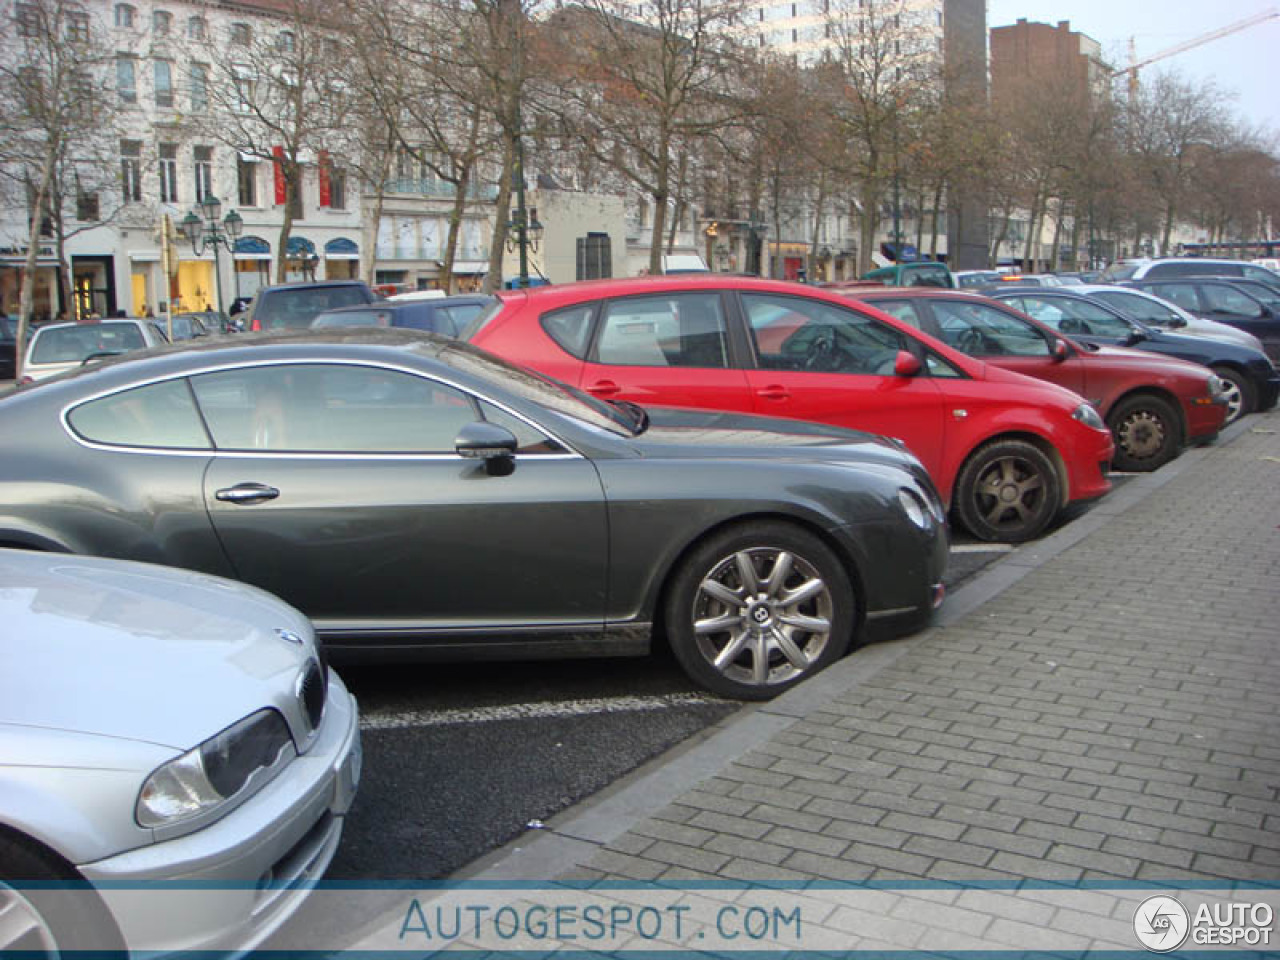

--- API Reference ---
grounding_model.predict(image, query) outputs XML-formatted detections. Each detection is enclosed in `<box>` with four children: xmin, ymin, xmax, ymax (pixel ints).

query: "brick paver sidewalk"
<box><xmin>565</xmin><ymin>412</ymin><xmax>1280</xmax><ymax>891</ymax></box>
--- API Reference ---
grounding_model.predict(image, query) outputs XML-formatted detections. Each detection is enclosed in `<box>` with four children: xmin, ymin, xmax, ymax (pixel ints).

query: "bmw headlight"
<box><xmin>1206</xmin><ymin>374</ymin><xmax>1226</xmax><ymax>396</ymax></box>
<box><xmin>136</xmin><ymin>709</ymin><xmax>294</xmax><ymax>828</ymax></box>
<box><xmin>898</xmin><ymin>488</ymin><xmax>932</xmax><ymax>529</ymax></box>
<box><xmin>1071</xmin><ymin>402</ymin><xmax>1106</xmax><ymax>431</ymax></box>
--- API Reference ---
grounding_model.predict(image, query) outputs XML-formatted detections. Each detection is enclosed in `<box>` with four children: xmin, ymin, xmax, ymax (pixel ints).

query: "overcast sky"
<box><xmin>985</xmin><ymin>0</ymin><xmax>1280</xmax><ymax>138</ymax></box>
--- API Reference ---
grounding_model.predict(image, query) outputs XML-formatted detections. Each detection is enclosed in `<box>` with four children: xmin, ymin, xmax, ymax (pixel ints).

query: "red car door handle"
<box><xmin>757</xmin><ymin>385</ymin><xmax>791</xmax><ymax>401</ymax></box>
<box><xmin>588</xmin><ymin>380</ymin><xmax>621</xmax><ymax>398</ymax></box>
<box><xmin>215</xmin><ymin>483</ymin><xmax>280</xmax><ymax>505</ymax></box>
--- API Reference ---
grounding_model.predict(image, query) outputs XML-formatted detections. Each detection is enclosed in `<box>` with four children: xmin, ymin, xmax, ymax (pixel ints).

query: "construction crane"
<box><xmin>1115</xmin><ymin>7</ymin><xmax>1280</xmax><ymax>98</ymax></box>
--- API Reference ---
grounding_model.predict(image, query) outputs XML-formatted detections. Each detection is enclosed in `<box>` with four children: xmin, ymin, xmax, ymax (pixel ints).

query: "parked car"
<box><xmin>312</xmin><ymin>296</ymin><xmax>493</xmax><ymax>337</ymax></box>
<box><xmin>0</xmin><ymin>315</ymin><xmax>16</xmax><ymax>380</ymax></box>
<box><xmin>987</xmin><ymin>287</ymin><xmax>1277</xmax><ymax>424</ymax></box>
<box><xmin>245</xmin><ymin>281</ymin><xmax>375</xmax><ymax>331</ymax></box>
<box><xmin>21</xmin><ymin>318</ymin><xmax>169</xmax><ymax>383</ymax></box>
<box><xmin>841</xmin><ymin>287</ymin><xmax>1228</xmax><ymax>472</ymax></box>
<box><xmin>163</xmin><ymin>311</ymin><xmax>219</xmax><ymax>341</ymax></box>
<box><xmin>1073</xmin><ymin>284</ymin><xmax>1267</xmax><ymax>354</ymax></box>
<box><xmin>0</xmin><ymin>547</ymin><xmax>360</xmax><ymax>954</ymax></box>
<box><xmin>465</xmin><ymin>275</ymin><xmax>1115</xmax><ymax>543</ymax></box>
<box><xmin>1124</xmin><ymin>278</ymin><xmax>1280</xmax><ymax>361</ymax></box>
<box><xmin>0</xmin><ymin>328</ymin><xmax>948</xmax><ymax>699</ymax></box>
<box><xmin>1102</xmin><ymin>256</ymin><xmax>1280</xmax><ymax>290</ymax></box>
<box><xmin>952</xmin><ymin>270</ymin><xmax>1003</xmax><ymax>289</ymax></box>
<box><xmin>860</xmin><ymin>261</ymin><xmax>955</xmax><ymax>288</ymax></box>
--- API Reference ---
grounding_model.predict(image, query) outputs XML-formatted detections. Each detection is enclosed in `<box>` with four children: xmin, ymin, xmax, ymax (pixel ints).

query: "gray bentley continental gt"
<box><xmin>0</xmin><ymin>329</ymin><xmax>948</xmax><ymax>699</ymax></box>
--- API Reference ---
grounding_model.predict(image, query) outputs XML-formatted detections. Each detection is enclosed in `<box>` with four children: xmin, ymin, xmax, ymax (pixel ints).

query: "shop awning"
<box><xmin>324</xmin><ymin>237</ymin><xmax>359</xmax><ymax>260</ymax></box>
<box><xmin>286</xmin><ymin>236</ymin><xmax>316</xmax><ymax>258</ymax></box>
<box><xmin>234</xmin><ymin>236</ymin><xmax>272</xmax><ymax>261</ymax></box>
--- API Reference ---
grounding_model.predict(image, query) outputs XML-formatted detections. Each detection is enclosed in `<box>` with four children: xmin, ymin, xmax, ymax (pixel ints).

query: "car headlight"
<box><xmin>898</xmin><ymin>488</ymin><xmax>932</xmax><ymax>529</ymax></box>
<box><xmin>1071</xmin><ymin>402</ymin><xmax>1106</xmax><ymax>431</ymax></box>
<box><xmin>1206</xmin><ymin>374</ymin><xmax>1226</xmax><ymax>396</ymax></box>
<box><xmin>136</xmin><ymin>709</ymin><xmax>294</xmax><ymax>828</ymax></box>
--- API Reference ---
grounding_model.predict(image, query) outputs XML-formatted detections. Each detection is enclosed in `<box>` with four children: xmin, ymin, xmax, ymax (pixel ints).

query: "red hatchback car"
<box><xmin>842</xmin><ymin>288</ymin><xmax>1229</xmax><ymax>472</ymax></box>
<box><xmin>467</xmin><ymin>275</ymin><xmax>1115</xmax><ymax>543</ymax></box>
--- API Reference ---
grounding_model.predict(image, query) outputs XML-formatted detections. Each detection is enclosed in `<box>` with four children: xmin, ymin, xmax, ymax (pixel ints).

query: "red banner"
<box><xmin>318</xmin><ymin>150</ymin><xmax>331</xmax><ymax>208</ymax></box>
<box><xmin>272</xmin><ymin>146</ymin><xmax>286</xmax><ymax>206</ymax></box>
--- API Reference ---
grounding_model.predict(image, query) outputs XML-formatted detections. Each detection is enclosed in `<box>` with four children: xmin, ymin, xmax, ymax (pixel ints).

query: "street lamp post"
<box><xmin>181</xmin><ymin>195</ymin><xmax>244</xmax><ymax>317</ymax></box>
<box><xmin>505</xmin><ymin>103</ymin><xmax>544</xmax><ymax>288</ymax></box>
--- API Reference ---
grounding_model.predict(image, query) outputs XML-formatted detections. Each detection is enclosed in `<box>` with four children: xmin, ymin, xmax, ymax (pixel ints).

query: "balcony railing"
<box><xmin>382</xmin><ymin>179</ymin><xmax>499</xmax><ymax>201</ymax></box>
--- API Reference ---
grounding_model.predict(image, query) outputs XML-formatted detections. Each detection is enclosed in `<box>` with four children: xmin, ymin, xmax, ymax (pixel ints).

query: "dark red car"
<box><xmin>842</xmin><ymin>288</ymin><xmax>1229</xmax><ymax>472</ymax></box>
<box><xmin>466</xmin><ymin>275</ymin><xmax>1115</xmax><ymax>542</ymax></box>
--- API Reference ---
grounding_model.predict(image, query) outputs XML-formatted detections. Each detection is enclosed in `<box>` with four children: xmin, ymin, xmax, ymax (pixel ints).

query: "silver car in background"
<box><xmin>0</xmin><ymin>548</ymin><xmax>360</xmax><ymax>954</ymax></box>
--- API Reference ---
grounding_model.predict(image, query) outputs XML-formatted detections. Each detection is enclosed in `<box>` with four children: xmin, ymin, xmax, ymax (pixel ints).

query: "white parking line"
<box><xmin>949</xmin><ymin>543</ymin><xmax>1016</xmax><ymax>554</ymax></box>
<box><xmin>359</xmin><ymin>692</ymin><xmax>729</xmax><ymax>730</ymax></box>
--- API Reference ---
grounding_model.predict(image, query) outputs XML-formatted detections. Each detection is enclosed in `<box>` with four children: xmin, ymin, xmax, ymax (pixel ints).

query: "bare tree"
<box><xmin>822</xmin><ymin>0</ymin><xmax>935</xmax><ymax>273</ymax></box>
<box><xmin>540</xmin><ymin>0</ymin><xmax>748</xmax><ymax>275</ymax></box>
<box><xmin>342</xmin><ymin>0</ymin><xmax>504</xmax><ymax>292</ymax></box>
<box><xmin>189</xmin><ymin>0</ymin><xmax>351</xmax><ymax>282</ymax></box>
<box><xmin>0</xmin><ymin>0</ymin><xmax>119</xmax><ymax>374</ymax></box>
<box><xmin>1125</xmin><ymin>70</ymin><xmax>1225</xmax><ymax>255</ymax></box>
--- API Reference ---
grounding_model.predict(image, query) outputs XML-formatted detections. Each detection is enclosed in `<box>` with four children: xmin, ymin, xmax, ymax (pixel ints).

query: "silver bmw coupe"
<box><xmin>0</xmin><ymin>548</ymin><xmax>360</xmax><ymax>954</ymax></box>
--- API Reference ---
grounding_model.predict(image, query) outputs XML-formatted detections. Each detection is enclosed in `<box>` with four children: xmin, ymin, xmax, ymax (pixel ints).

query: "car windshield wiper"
<box><xmin>611</xmin><ymin>398</ymin><xmax>650</xmax><ymax>435</ymax></box>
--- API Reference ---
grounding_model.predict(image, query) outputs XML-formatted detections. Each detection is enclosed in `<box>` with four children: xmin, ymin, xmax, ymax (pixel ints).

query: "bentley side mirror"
<box><xmin>456</xmin><ymin>421</ymin><xmax>518</xmax><ymax>476</ymax></box>
<box><xmin>893</xmin><ymin>350</ymin><xmax>922</xmax><ymax>377</ymax></box>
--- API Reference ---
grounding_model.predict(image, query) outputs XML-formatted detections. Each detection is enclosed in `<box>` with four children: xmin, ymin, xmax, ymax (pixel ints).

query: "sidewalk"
<box><xmin>337</xmin><ymin>408</ymin><xmax>1280</xmax><ymax>952</ymax></box>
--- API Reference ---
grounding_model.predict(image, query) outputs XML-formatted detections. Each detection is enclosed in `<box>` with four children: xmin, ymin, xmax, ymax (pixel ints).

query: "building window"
<box><xmin>187</xmin><ymin>15</ymin><xmax>205</xmax><ymax>39</ymax></box>
<box><xmin>158</xmin><ymin>142</ymin><xmax>178</xmax><ymax>203</ymax></box>
<box><xmin>116</xmin><ymin>55</ymin><xmax>136</xmax><ymax>103</ymax></box>
<box><xmin>237</xmin><ymin>155</ymin><xmax>258</xmax><ymax>206</ymax></box>
<box><xmin>189</xmin><ymin>63</ymin><xmax>207</xmax><ymax>110</ymax></box>
<box><xmin>230</xmin><ymin>22</ymin><xmax>250</xmax><ymax>45</ymax></box>
<box><xmin>114</xmin><ymin>3</ymin><xmax>134</xmax><ymax>27</ymax></box>
<box><xmin>329</xmin><ymin>168</ymin><xmax>346</xmax><ymax>210</ymax></box>
<box><xmin>76</xmin><ymin>186</ymin><xmax>100</xmax><ymax>221</ymax></box>
<box><xmin>153</xmin><ymin>9</ymin><xmax>171</xmax><ymax>34</ymax></box>
<box><xmin>276</xmin><ymin>30</ymin><xmax>295</xmax><ymax>52</ymax></box>
<box><xmin>154</xmin><ymin>60</ymin><xmax>173</xmax><ymax>107</ymax></box>
<box><xmin>233</xmin><ymin>67</ymin><xmax>254</xmax><ymax>112</ymax></box>
<box><xmin>15</xmin><ymin>2</ymin><xmax>39</xmax><ymax>37</ymax></box>
<box><xmin>67</xmin><ymin>12</ymin><xmax>89</xmax><ymax>42</ymax></box>
<box><xmin>194</xmin><ymin>146</ymin><xmax>213</xmax><ymax>203</ymax></box>
<box><xmin>120</xmin><ymin>140</ymin><xmax>142</xmax><ymax>202</ymax></box>
<box><xmin>576</xmin><ymin>233</ymin><xmax>612</xmax><ymax>281</ymax></box>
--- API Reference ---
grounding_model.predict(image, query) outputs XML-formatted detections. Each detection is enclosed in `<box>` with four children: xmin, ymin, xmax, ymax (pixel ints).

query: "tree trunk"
<box><xmin>274</xmin><ymin>160</ymin><xmax>299</xmax><ymax>284</ymax></box>
<box><xmin>363</xmin><ymin>148</ymin><xmax>393</xmax><ymax>287</ymax></box>
<box><xmin>928</xmin><ymin>182</ymin><xmax>943</xmax><ymax>260</ymax></box>
<box><xmin>483</xmin><ymin>135</ymin><xmax>516</xmax><ymax>295</ymax></box>
<box><xmin>809</xmin><ymin>173</ymin><xmax>828</xmax><ymax>279</ymax></box>
<box><xmin>914</xmin><ymin>187</ymin><xmax>925</xmax><ymax>257</ymax></box>
<box><xmin>1022</xmin><ymin>186</ymin><xmax>1043</xmax><ymax>272</ymax></box>
<box><xmin>16</xmin><ymin>143</ymin><xmax>59</xmax><ymax>380</ymax></box>
<box><xmin>1161</xmin><ymin>202</ymin><xmax>1176</xmax><ymax>257</ymax></box>
<box><xmin>857</xmin><ymin>181</ymin><xmax>880</xmax><ymax>275</ymax></box>
<box><xmin>647</xmin><ymin>127</ymin><xmax>671</xmax><ymax>276</ymax></box>
<box><xmin>1049</xmin><ymin>198</ymin><xmax>1065</xmax><ymax>272</ymax></box>
<box><xmin>666</xmin><ymin>150</ymin><xmax>689</xmax><ymax>256</ymax></box>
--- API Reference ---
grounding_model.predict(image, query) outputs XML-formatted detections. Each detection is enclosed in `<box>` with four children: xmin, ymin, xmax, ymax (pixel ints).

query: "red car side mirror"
<box><xmin>1052</xmin><ymin>339</ymin><xmax>1069</xmax><ymax>362</ymax></box>
<box><xmin>894</xmin><ymin>350</ymin><xmax>922</xmax><ymax>377</ymax></box>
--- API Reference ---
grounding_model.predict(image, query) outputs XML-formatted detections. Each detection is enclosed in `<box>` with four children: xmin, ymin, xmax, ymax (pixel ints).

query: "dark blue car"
<box><xmin>311</xmin><ymin>296</ymin><xmax>493</xmax><ymax>338</ymax></box>
<box><xmin>990</xmin><ymin>287</ymin><xmax>1279</xmax><ymax>424</ymax></box>
<box><xmin>1121</xmin><ymin>278</ymin><xmax>1280</xmax><ymax>363</ymax></box>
